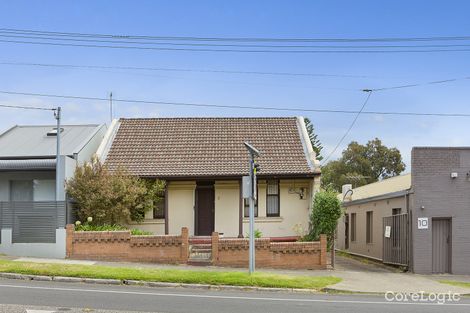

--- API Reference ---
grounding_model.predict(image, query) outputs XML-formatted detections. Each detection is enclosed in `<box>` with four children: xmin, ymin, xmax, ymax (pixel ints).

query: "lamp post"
<box><xmin>244</xmin><ymin>142</ymin><xmax>260</xmax><ymax>274</ymax></box>
<box><xmin>54</xmin><ymin>106</ymin><xmax>62</xmax><ymax>201</ymax></box>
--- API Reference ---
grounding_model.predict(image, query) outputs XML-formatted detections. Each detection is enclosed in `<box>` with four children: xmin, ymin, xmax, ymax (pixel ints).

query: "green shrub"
<box><xmin>75</xmin><ymin>224</ymin><xmax>127</xmax><ymax>232</ymax></box>
<box><xmin>304</xmin><ymin>189</ymin><xmax>342</xmax><ymax>246</ymax></box>
<box><xmin>245</xmin><ymin>229</ymin><xmax>263</xmax><ymax>238</ymax></box>
<box><xmin>66</xmin><ymin>157</ymin><xmax>165</xmax><ymax>225</ymax></box>
<box><xmin>75</xmin><ymin>223</ymin><xmax>153</xmax><ymax>236</ymax></box>
<box><xmin>130</xmin><ymin>229</ymin><xmax>153</xmax><ymax>236</ymax></box>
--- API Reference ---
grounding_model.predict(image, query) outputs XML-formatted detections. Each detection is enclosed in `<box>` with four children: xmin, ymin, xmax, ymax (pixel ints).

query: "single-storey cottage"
<box><xmin>98</xmin><ymin>117</ymin><xmax>321</xmax><ymax>238</ymax></box>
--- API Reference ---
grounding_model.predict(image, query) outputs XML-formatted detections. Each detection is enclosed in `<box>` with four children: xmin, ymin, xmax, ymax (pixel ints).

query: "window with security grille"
<box><xmin>266</xmin><ymin>180</ymin><xmax>280</xmax><ymax>217</ymax></box>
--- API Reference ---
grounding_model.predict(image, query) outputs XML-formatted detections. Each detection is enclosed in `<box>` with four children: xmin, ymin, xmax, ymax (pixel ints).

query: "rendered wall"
<box><xmin>337</xmin><ymin>196</ymin><xmax>407</xmax><ymax>260</ymax></box>
<box><xmin>0</xmin><ymin>228</ymin><xmax>66</xmax><ymax>258</ymax></box>
<box><xmin>0</xmin><ymin>171</ymin><xmax>56</xmax><ymax>201</ymax></box>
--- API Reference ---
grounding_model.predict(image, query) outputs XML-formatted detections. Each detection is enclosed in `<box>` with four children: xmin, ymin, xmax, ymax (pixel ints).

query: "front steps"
<box><xmin>188</xmin><ymin>237</ymin><xmax>212</xmax><ymax>266</ymax></box>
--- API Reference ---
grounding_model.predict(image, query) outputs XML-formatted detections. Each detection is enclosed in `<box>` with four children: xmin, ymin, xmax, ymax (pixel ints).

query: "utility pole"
<box><xmin>54</xmin><ymin>106</ymin><xmax>62</xmax><ymax>201</ymax></box>
<box><xmin>243</xmin><ymin>142</ymin><xmax>260</xmax><ymax>274</ymax></box>
<box><xmin>109</xmin><ymin>92</ymin><xmax>113</xmax><ymax>123</ymax></box>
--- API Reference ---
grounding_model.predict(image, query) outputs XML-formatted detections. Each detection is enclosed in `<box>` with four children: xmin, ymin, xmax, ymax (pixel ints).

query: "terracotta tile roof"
<box><xmin>105</xmin><ymin>117</ymin><xmax>317</xmax><ymax>178</ymax></box>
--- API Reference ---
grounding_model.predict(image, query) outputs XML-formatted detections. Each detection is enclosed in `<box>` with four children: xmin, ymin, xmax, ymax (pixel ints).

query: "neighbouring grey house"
<box><xmin>337</xmin><ymin>147</ymin><xmax>470</xmax><ymax>274</ymax></box>
<box><xmin>0</xmin><ymin>124</ymin><xmax>107</xmax><ymax>258</ymax></box>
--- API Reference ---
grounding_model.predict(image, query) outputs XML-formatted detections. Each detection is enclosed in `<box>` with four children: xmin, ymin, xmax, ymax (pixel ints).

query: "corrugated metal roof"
<box><xmin>0</xmin><ymin>159</ymin><xmax>56</xmax><ymax>171</ymax></box>
<box><xmin>342</xmin><ymin>173</ymin><xmax>411</xmax><ymax>202</ymax></box>
<box><xmin>0</xmin><ymin>124</ymin><xmax>101</xmax><ymax>158</ymax></box>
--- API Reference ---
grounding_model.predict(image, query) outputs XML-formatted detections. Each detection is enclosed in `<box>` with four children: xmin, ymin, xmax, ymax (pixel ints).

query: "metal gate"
<box><xmin>383</xmin><ymin>213</ymin><xmax>409</xmax><ymax>266</ymax></box>
<box><xmin>0</xmin><ymin>201</ymin><xmax>66</xmax><ymax>243</ymax></box>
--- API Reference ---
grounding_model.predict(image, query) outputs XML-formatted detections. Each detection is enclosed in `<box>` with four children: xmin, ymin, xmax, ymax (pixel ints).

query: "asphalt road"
<box><xmin>0</xmin><ymin>278</ymin><xmax>469</xmax><ymax>313</ymax></box>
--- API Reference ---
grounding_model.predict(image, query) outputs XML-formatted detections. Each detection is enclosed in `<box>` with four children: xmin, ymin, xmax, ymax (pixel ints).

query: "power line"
<box><xmin>0</xmin><ymin>61</ymin><xmax>383</xmax><ymax>79</ymax></box>
<box><xmin>2</xmin><ymin>28</ymin><xmax>470</xmax><ymax>43</ymax></box>
<box><xmin>0</xmin><ymin>103</ymin><xmax>54</xmax><ymax>111</ymax></box>
<box><xmin>1</xmin><ymin>89</ymin><xmax>470</xmax><ymax>117</ymax></box>
<box><xmin>321</xmin><ymin>91</ymin><xmax>373</xmax><ymax>165</ymax></box>
<box><xmin>3</xmin><ymin>38</ymin><xmax>470</xmax><ymax>53</ymax></box>
<box><xmin>4</xmin><ymin>33</ymin><xmax>470</xmax><ymax>49</ymax></box>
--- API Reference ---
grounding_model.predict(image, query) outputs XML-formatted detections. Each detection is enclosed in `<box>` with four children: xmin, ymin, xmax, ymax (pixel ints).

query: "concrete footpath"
<box><xmin>4</xmin><ymin>255</ymin><xmax>470</xmax><ymax>295</ymax></box>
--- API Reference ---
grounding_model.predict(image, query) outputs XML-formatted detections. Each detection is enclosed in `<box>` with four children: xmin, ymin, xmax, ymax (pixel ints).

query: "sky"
<box><xmin>0</xmin><ymin>1</ymin><xmax>469</xmax><ymax>170</ymax></box>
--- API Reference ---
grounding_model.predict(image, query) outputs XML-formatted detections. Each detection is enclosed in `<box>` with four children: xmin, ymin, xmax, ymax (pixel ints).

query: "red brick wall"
<box><xmin>66</xmin><ymin>224</ymin><xmax>189</xmax><ymax>264</ymax></box>
<box><xmin>212</xmin><ymin>232</ymin><xmax>327</xmax><ymax>270</ymax></box>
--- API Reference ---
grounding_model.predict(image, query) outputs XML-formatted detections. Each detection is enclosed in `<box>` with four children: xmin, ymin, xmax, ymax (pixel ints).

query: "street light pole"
<box><xmin>55</xmin><ymin>106</ymin><xmax>62</xmax><ymax>201</ymax></box>
<box><xmin>244</xmin><ymin>142</ymin><xmax>260</xmax><ymax>275</ymax></box>
<box><xmin>248</xmin><ymin>159</ymin><xmax>256</xmax><ymax>274</ymax></box>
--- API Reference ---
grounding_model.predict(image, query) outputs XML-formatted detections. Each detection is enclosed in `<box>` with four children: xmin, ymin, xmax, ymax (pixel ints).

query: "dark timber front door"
<box><xmin>195</xmin><ymin>181</ymin><xmax>215</xmax><ymax>236</ymax></box>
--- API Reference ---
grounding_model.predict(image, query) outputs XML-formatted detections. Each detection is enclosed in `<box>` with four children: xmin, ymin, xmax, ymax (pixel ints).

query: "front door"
<box><xmin>195</xmin><ymin>181</ymin><xmax>215</xmax><ymax>236</ymax></box>
<box><xmin>432</xmin><ymin>218</ymin><xmax>451</xmax><ymax>273</ymax></box>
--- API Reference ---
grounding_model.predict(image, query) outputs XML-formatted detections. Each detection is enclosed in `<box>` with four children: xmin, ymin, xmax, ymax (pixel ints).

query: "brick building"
<box><xmin>337</xmin><ymin>147</ymin><xmax>470</xmax><ymax>274</ymax></box>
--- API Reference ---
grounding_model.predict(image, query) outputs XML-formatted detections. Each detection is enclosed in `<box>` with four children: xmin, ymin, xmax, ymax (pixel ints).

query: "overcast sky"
<box><xmin>0</xmin><ymin>1</ymin><xmax>469</xmax><ymax>169</ymax></box>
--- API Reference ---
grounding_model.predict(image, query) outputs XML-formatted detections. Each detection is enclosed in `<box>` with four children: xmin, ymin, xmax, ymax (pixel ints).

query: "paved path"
<box><xmin>0</xmin><ymin>278</ymin><xmax>469</xmax><ymax>313</ymax></box>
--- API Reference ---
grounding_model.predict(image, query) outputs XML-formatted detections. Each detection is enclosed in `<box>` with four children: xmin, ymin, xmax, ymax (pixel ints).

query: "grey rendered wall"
<box><xmin>0</xmin><ymin>171</ymin><xmax>56</xmax><ymax>201</ymax></box>
<box><xmin>411</xmin><ymin>147</ymin><xmax>470</xmax><ymax>274</ymax></box>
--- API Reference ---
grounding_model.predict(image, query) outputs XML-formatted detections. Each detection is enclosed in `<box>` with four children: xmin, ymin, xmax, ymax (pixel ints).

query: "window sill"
<box><xmin>129</xmin><ymin>219</ymin><xmax>165</xmax><ymax>225</ymax></box>
<box><xmin>243</xmin><ymin>217</ymin><xmax>283</xmax><ymax>223</ymax></box>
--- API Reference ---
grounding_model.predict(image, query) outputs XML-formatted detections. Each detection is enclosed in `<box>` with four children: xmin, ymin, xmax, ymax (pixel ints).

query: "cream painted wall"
<box><xmin>243</xmin><ymin>179</ymin><xmax>312</xmax><ymax>238</ymax></box>
<box><xmin>167</xmin><ymin>181</ymin><xmax>195</xmax><ymax>235</ymax></box>
<box><xmin>337</xmin><ymin>196</ymin><xmax>407</xmax><ymax>260</ymax></box>
<box><xmin>214</xmin><ymin>180</ymin><xmax>239</xmax><ymax>237</ymax></box>
<box><xmin>131</xmin><ymin>178</ymin><xmax>315</xmax><ymax>238</ymax></box>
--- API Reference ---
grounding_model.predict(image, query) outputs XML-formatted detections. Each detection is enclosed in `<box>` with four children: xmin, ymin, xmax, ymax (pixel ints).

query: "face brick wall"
<box><xmin>411</xmin><ymin>148</ymin><xmax>470</xmax><ymax>274</ymax></box>
<box><xmin>66</xmin><ymin>225</ymin><xmax>189</xmax><ymax>264</ymax></box>
<box><xmin>211</xmin><ymin>232</ymin><xmax>327</xmax><ymax>270</ymax></box>
<box><xmin>66</xmin><ymin>225</ymin><xmax>326</xmax><ymax>269</ymax></box>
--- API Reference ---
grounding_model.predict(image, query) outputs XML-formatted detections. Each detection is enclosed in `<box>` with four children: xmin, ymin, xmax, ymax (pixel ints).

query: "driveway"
<box><xmin>328</xmin><ymin>255</ymin><xmax>470</xmax><ymax>294</ymax></box>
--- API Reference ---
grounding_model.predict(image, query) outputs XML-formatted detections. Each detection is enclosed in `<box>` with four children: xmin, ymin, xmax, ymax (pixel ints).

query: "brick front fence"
<box><xmin>66</xmin><ymin>225</ymin><xmax>327</xmax><ymax>269</ymax></box>
<box><xmin>66</xmin><ymin>225</ymin><xmax>189</xmax><ymax>264</ymax></box>
<box><xmin>211</xmin><ymin>232</ymin><xmax>327</xmax><ymax>270</ymax></box>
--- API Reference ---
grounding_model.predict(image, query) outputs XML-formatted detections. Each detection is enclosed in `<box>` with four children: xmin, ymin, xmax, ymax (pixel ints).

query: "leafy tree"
<box><xmin>304</xmin><ymin>117</ymin><xmax>323</xmax><ymax>161</ymax></box>
<box><xmin>321</xmin><ymin>138</ymin><xmax>405</xmax><ymax>192</ymax></box>
<box><xmin>304</xmin><ymin>189</ymin><xmax>342</xmax><ymax>247</ymax></box>
<box><xmin>66</xmin><ymin>158</ymin><xmax>165</xmax><ymax>225</ymax></box>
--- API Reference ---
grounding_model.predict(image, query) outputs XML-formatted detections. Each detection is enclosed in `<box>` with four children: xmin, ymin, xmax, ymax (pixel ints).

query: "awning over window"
<box><xmin>0</xmin><ymin>159</ymin><xmax>56</xmax><ymax>171</ymax></box>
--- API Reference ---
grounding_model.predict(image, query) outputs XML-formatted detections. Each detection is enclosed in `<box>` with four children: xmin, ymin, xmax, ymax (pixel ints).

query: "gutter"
<box><xmin>0</xmin><ymin>159</ymin><xmax>56</xmax><ymax>171</ymax></box>
<box><xmin>342</xmin><ymin>189</ymin><xmax>411</xmax><ymax>207</ymax></box>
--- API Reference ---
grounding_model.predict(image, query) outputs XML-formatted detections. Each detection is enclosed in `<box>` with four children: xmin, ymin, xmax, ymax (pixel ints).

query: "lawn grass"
<box><xmin>439</xmin><ymin>280</ymin><xmax>470</xmax><ymax>289</ymax></box>
<box><xmin>0</xmin><ymin>260</ymin><xmax>341</xmax><ymax>290</ymax></box>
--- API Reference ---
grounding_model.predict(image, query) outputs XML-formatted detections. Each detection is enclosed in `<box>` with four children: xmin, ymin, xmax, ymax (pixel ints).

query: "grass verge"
<box><xmin>439</xmin><ymin>280</ymin><xmax>470</xmax><ymax>289</ymax></box>
<box><xmin>0</xmin><ymin>260</ymin><xmax>341</xmax><ymax>290</ymax></box>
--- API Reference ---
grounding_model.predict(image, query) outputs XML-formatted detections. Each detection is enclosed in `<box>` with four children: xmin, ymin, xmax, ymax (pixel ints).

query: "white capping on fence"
<box><xmin>0</xmin><ymin>228</ymin><xmax>66</xmax><ymax>259</ymax></box>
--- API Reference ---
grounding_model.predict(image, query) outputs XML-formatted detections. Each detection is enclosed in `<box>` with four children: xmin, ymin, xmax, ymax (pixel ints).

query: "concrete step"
<box><xmin>187</xmin><ymin>258</ymin><xmax>212</xmax><ymax>266</ymax></box>
<box><xmin>189</xmin><ymin>252</ymin><xmax>212</xmax><ymax>259</ymax></box>
<box><xmin>191</xmin><ymin>248</ymin><xmax>212</xmax><ymax>253</ymax></box>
